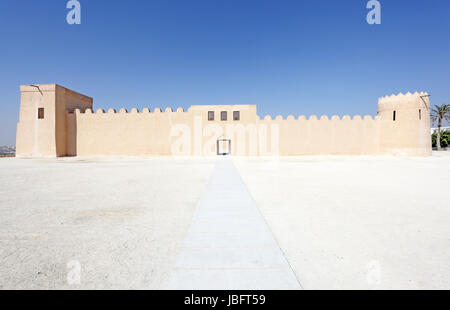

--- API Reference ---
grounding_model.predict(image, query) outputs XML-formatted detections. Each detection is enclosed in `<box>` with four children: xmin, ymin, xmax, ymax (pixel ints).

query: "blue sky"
<box><xmin>0</xmin><ymin>0</ymin><xmax>449</xmax><ymax>145</ymax></box>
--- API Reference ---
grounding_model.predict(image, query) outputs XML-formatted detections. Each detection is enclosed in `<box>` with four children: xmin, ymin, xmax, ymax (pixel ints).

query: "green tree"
<box><xmin>432</xmin><ymin>130</ymin><xmax>450</xmax><ymax>148</ymax></box>
<box><xmin>431</xmin><ymin>104</ymin><xmax>450</xmax><ymax>150</ymax></box>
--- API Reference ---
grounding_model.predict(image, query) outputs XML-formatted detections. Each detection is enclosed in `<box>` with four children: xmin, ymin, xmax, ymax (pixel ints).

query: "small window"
<box><xmin>38</xmin><ymin>108</ymin><xmax>44</xmax><ymax>119</ymax></box>
<box><xmin>208</xmin><ymin>111</ymin><xmax>215</xmax><ymax>121</ymax></box>
<box><xmin>233</xmin><ymin>111</ymin><xmax>240</xmax><ymax>121</ymax></box>
<box><xmin>419</xmin><ymin>109</ymin><xmax>421</xmax><ymax>120</ymax></box>
<box><xmin>393</xmin><ymin>111</ymin><xmax>396</xmax><ymax>121</ymax></box>
<box><xmin>221</xmin><ymin>111</ymin><xmax>227</xmax><ymax>121</ymax></box>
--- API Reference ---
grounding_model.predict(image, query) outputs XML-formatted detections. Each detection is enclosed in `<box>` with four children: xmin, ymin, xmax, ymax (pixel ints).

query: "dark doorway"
<box><xmin>217</xmin><ymin>139</ymin><xmax>231</xmax><ymax>156</ymax></box>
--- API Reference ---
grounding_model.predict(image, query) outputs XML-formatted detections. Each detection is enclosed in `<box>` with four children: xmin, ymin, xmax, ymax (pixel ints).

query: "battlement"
<box><xmin>378</xmin><ymin>91</ymin><xmax>430</xmax><ymax>112</ymax></box>
<box><xmin>378</xmin><ymin>91</ymin><xmax>429</xmax><ymax>103</ymax></box>
<box><xmin>73</xmin><ymin>107</ymin><xmax>188</xmax><ymax>115</ymax></box>
<box><xmin>258</xmin><ymin>114</ymin><xmax>377</xmax><ymax>121</ymax></box>
<box><xmin>73</xmin><ymin>107</ymin><xmax>381</xmax><ymax>123</ymax></box>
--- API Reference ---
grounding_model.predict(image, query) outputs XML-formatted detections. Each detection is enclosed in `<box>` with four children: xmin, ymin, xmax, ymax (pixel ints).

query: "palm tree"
<box><xmin>431</xmin><ymin>104</ymin><xmax>450</xmax><ymax>150</ymax></box>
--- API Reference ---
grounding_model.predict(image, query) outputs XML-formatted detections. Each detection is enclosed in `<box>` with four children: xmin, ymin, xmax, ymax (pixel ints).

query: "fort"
<box><xmin>15</xmin><ymin>84</ymin><xmax>432</xmax><ymax>157</ymax></box>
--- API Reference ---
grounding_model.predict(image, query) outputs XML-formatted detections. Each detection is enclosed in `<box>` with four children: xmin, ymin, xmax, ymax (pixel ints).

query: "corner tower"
<box><xmin>377</xmin><ymin>92</ymin><xmax>431</xmax><ymax>156</ymax></box>
<box><xmin>16</xmin><ymin>84</ymin><xmax>93</xmax><ymax>158</ymax></box>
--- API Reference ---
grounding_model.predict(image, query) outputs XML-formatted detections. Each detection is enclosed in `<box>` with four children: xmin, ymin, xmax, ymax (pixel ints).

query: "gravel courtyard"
<box><xmin>0</xmin><ymin>157</ymin><xmax>215</xmax><ymax>289</ymax></box>
<box><xmin>233</xmin><ymin>152</ymin><xmax>450</xmax><ymax>289</ymax></box>
<box><xmin>0</xmin><ymin>153</ymin><xmax>449</xmax><ymax>289</ymax></box>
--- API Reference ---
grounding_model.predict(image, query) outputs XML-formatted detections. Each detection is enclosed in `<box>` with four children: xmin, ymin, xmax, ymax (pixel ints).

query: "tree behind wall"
<box><xmin>431</xmin><ymin>104</ymin><xmax>450</xmax><ymax>150</ymax></box>
<box><xmin>432</xmin><ymin>130</ymin><xmax>450</xmax><ymax>148</ymax></box>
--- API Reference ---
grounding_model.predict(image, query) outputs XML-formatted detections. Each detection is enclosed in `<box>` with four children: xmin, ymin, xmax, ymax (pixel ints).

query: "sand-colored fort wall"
<box><xmin>72</xmin><ymin>108</ymin><xmax>192</xmax><ymax>156</ymax></box>
<box><xmin>71</xmin><ymin>105</ymin><xmax>259</xmax><ymax>156</ymax></box>
<box><xmin>16</xmin><ymin>84</ymin><xmax>432</xmax><ymax>157</ymax></box>
<box><xmin>256</xmin><ymin>115</ymin><xmax>380</xmax><ymax>156</ymax></box>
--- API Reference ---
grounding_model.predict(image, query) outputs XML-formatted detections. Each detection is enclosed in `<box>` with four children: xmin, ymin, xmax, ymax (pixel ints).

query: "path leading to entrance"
<box><xmin>166</xmin><ymin>158</ymin><xmax>301</xmax><ymax>290</ymax></box>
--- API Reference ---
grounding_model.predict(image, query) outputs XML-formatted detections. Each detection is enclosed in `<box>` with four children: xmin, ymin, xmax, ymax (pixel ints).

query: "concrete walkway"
<box><xmin>166</xmin><ymin>158</ymin><xmax>301</xmax><ymax>290</ymax></box>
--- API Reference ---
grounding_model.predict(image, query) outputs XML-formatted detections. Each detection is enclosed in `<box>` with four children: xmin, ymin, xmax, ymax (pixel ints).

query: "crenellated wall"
<box><xmin>256</xmin><ymin>114</ymin><xmax>380</xmax><ymax>155</ymax></box>
<box><xmin>71</xmin><ymin>107</ymin><xmax>193</xmax><ymax>156</ymax></box>
<box><xmin>16</xmin><ymin>85</ymin><xmax>432</xmax><ymax>157</ymax></box>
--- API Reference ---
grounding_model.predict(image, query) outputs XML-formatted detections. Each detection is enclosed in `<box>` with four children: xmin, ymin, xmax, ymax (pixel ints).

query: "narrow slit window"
<box><xmin>38</xmin><ymin>108</ymin><xmax>44</xmax><ymax>119</ymax></box>
<box><xmin>208</xmin><ymin>111</ymin><xmax>214</xmax><ymax>121</ymax></box>
<box><xmin>233</xmin><ymin>111</ymin><xmax>240</xmax><ymax>121</ymax></box>
<box><xmin>221</xmin><ymin>111</ymin><xmax>227</xmax><ymax>121</ymax></box>
<box><xmin>419</xmin><ymin>109</ymin><xmax>422</xmax><ymax>120</ymax></box>
<box><xmin>393</xmin><ymin>111</ymin><xmax>396</xmax><ymax>121</ymax></box>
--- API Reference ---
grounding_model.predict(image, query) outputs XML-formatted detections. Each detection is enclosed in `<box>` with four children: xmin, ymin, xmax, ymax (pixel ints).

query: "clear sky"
<box><xmin>0</xmin><ymin>0</ymin><xmax>449</xmax><ymax>145</ymax></box>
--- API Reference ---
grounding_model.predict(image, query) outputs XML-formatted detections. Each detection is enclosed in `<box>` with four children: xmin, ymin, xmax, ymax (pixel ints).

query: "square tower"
<box><xmin>16</xmin><ymin>84</ymin><xmax>93</xmax><ymax>157</ymax></box>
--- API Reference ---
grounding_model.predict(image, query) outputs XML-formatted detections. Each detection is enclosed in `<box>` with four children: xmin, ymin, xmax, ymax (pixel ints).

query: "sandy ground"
<box><xmin>0</xmin><ymin>157</ymin><xmax>215</xmax><ymax>289</ymax></box>
<box><xmin>1</xmin><ymin>153</ymin><xmax>449</xmax><ymax>289</ymax></box>
<box><xmin>233</xmin><ymin>152</ymin><xmax>450</xmax><ymax>289</ymax></box>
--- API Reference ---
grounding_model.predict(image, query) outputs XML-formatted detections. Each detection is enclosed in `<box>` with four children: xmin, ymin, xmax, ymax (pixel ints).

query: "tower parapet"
<box><xmin>377</xmin><ymin>92</ymin><xmax>431</xmax><ymax>156</ymax></box>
